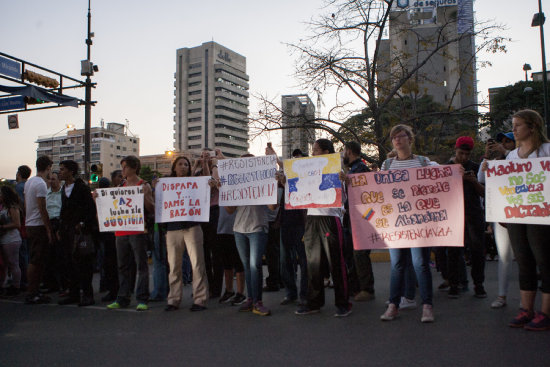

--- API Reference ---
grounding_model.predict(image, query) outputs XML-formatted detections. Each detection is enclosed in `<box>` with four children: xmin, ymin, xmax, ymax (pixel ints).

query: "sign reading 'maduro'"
<box><xmin>485</xmin><ymin>157</ymin><xmax>550</xmax><ymax>225</ymax></box>
<box><xmin>348</xmin><ymin>165</ymin><xmax>464</xmax><ymax>249</ymax></box>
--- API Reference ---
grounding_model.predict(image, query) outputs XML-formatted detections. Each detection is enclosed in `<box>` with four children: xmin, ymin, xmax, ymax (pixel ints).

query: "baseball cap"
<box><xmin>496</xmin><ymin>132</ymin><xmax>515</xmax><ymax>142</ymax></box>
<box><xmin>455</xmin><ymin>136</ymin><xmax>474</xmax><ymax>150</ymax></box>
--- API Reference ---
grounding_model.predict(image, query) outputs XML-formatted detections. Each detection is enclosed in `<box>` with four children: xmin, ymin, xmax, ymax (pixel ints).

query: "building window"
<box><xmin>188</xmin><ymin>99</ymin><xmax>202</xmax><ymax>104</ymax></box>
<box><xmin>189</xmin><ymin>144</ymin><xmax>201</xmax><ymax>149</ymax></box>
<box><xmin>189</xmin><ymin>117</ymin><xmax>201</xmax><ymax>122</ymax></box>
<box><xmin>189</xmin><ymin>108</ymin><xmax>202</xmax><ymax>114</ymax></box>
<box><xmin>189</xmin><ymin>126</ymin><xmax>202</xmax><ymax>131</ymax></box>
<box><xmin>188</xmin><ymin>135</ymin><xmax>201</xmax><ymax>140</ymax></box>
<box><xmin>189</xmin><ymin>72</ymin><xmax>202</xmax><ymax>78</ymax></box>
<box><xmin>189</xmin><ymin>90</ymin><xmax>201</xmax><ymax>96</ymax></box>
<box><xmin>189</xmin><ymin>62</ymin><xmax>202</xmax><ymax>69</ymax></box>
<box><xmin>189</xmin><ymin>81</ymin><xmax>201</xmax><ymax>87</ymax></box>
<box><xmin>117</xmin><ymin>146</ymin><xmax>120</xmax><ymax>150</ymax></box>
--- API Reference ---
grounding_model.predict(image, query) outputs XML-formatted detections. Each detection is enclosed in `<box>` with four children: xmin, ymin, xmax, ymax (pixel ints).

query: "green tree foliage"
<box><xmin>140</xmin><ymin>166</ymin><xmax>162</xmax><ymax>184</ymax></box>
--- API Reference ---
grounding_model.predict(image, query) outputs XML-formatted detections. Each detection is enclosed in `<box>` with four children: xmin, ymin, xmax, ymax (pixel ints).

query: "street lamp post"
<box><xmin>84</xmin><ymin>0</ymin><xmax>93</xmax><ymax>182</ymax></box>
<box><xmin>532</xmin><ymin>0</ymin><xmax>550</xmax><ymax>134</ymax></box>
<box><xmin>523</xmin><ymin>63</ymin><xmax>532</xmax><ymax>82</ymax></box>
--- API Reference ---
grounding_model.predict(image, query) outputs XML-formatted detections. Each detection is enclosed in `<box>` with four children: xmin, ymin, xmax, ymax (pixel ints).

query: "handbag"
<box><xmin>74</xmin><ymin>232</ymin><xmax>95</xmax><ymax>257</ymax></box>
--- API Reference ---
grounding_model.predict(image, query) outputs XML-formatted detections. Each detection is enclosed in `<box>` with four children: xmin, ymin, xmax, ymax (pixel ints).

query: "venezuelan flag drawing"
<box><xmin>283</xmin><ymin>153</ymin><xmax>343</xmax><ymax>209</ymax></box>
<box><xmin>362</xmin><ymin>208</ymin><xmax>375</xmax><ymax>221</ymax></box>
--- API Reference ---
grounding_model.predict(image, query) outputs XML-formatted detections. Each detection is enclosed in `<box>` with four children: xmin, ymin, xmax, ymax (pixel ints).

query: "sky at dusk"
<box><xmin>1</xmin><ymin>0</ymin><xmax>548</xmax><ymax>179</ymax></box>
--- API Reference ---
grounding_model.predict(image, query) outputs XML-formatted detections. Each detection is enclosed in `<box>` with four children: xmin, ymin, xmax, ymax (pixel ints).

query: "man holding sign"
<box><xmin>105</xmin><ymin>156</ymin><xmax>154</xmax><ymax>311</ymax></box>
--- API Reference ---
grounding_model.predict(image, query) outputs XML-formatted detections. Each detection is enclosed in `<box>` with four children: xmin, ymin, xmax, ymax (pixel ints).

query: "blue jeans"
<box><xmin>389</xmin><ymin>247</ymin><xmax>433</xmax><ymax>306</ymax></box>
<box><xmin>150</xmin><ymin>228</ymin><xmax>168</xmax><ymax>300</ymax></box>
<box><xmin>115</xmin><ymin>234</ymin><xmax>150</xmax><ymax>304</ymax></box>
<box><xmin>280</xmin><ymin>225</ymin><xmax>307</xmax><ymax>301</ymax></box>
<box><xmin>234</xmin><ymin>231</ymin><xmax>267</xmax><ymax>303</ymax></box>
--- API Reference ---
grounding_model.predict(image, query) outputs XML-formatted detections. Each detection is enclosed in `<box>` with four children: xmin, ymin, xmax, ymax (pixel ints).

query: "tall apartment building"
<box><xmin>378</xmin><ymin>1</ymin><xmax>477</xmax><ymax>122</ymax></box>
<box><xmin>36</xmin><ymin>122</ymin><xmax>139</xmax><ymax>176</ymax></box>
<box><xmin>281</xmin><ymin>94</ymin><xmax>316</xmax><ymax>159</ymax></box>
<box><xmin>174</xmin><ymin>42</ymin><xmax>249</xmax><ymax>157</ymax></box>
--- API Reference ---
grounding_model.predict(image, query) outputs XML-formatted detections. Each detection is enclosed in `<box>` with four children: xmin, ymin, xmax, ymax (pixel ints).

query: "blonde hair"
<box><xmin>512</xmin><ymin>109</ymin><xmax>549</xmax><ymax>148</ymax></box>
<box><xmin>389</xmin><ymin>124</ymin><xmax>415</xmax><ymax>146</ymax></box>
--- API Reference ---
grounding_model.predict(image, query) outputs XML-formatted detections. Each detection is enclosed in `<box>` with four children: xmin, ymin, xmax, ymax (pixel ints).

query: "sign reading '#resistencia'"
<box><xmin>485</xmin><ymin>157</ymin><xmax>550</xmax><ymax>225</ymax></box>
<box><xmin>218</xmin><ymin>155</ymin><xmax>278</xmax><ymax>206</ymax></box>
<box><xmin>348</xmin><ymin>164</ymin><xmax>464</xmax><ymax>250</ymax></box>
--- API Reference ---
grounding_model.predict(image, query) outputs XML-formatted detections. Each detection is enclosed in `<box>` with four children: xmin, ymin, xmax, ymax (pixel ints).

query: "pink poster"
<box><xmin>348</xmin><ymin>164</ymin><xmax>464</xmax><ymax>249</ymax></box>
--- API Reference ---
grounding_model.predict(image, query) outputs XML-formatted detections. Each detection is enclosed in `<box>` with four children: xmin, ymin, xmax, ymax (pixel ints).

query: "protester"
<box><xmin>106</xmin><ymin>156</ymin><xmax>154</xmax><ymax>311</ymax></box>
<box><xmin>277</xmin><ymin>149</ymin><xmax>308</xmax><ymax>306</ymax></box>
<box><xmin>42</xmin><ymin>171</ymin><xmax>63</xmax><ymax>293</ymax></box>
<box><xmin>496</xmin><ymin>110</ymin><xmax>550</xmax><ymax>331</ymax></box>
<box><xmin>340</xmin><ymin>141</ymin><xmax>375</xmax><ymax>302</ymax></box>
<box><xmin>97</xmin><ymin>176</ymin><xmax>118</xmax><ymax>302</ymax></box>
<box><xmin>479</xmin><ymin>132</ymin><xmax>516</xmax><ymax>308</ymax></box>
<box><xmin>15</xmin><ymin>165</ymin><xmax>31</xmax><ymax>291</ymax></box>
<box><xmin>445</xmin><ymin>136</ymin><xmax>487</xmax><ymax>299</ymax></box>
<box><xmin>24</xmin><ymin>156</ymin><xmax>53</xmax><ymax>304</ymax></box>
<box><xmin>222</xmin><ymin>152</ymin><xmax>277</xmax><ymax>316</ymax></box>
<box><xmin>56</xmin><ymin>160</ymin><xmax>99</xmax><ymax>307</ymax></box>
<box><xmin>0</xmin><ymin>185</ymin><xmax>22</xmax><ymax>296</ymax></box>
<box><xmin>163</xmin><ymin>156</ymin><xmax>209</xmax><ymax>312</ymax></box>
<box><xmin>293</xmin><ymin>139</ymin><xmax>351</xmax><ymax>317</ymax></box>
<box><xmin>379</xmin><ymin>125</ymin><xmax>436</xmax><ymax>323</ymax></box>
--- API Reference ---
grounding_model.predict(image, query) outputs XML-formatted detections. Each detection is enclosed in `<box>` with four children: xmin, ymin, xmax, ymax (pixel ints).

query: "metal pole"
<box><xmin>84</xmin><ymin>0</ymin><xmax>92</xmax><ymax>180</ymax></box>
<box><xmin>538</xmin><ymin>0</ymin><xmax>550</xmax><ymax>134</ymax></box>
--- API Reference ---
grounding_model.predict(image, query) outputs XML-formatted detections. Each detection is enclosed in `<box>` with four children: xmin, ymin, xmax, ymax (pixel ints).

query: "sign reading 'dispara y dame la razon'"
<box><xmin>154</xmin><ymin>176</ymin><xmax>211</xmax><ymax>222</ymax></box>
<box><xmin>348</xmin><ymin>164</ymin><xmax>464</xmax><ymax>250</ymax></box>
<box><xmin>217</xmin><ymin>155</ymin><xmax>278</xmax><ymax>206</ymax></box>
<box><xmin>96</xmin><ymin>186</ymin><xmax>144</xmax><ymax>232</ymax></box>
<box><xmin>485</xmin><ymin>157</ymin><xmax>550</xmax><ymax>225</ymax></box>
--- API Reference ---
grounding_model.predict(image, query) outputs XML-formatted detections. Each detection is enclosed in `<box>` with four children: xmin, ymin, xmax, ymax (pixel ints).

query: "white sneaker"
<box><xmin>380</xmin><ymin>304</ymin><xmax>399</xmax><ymax>321</ymax></box>
<box><xmin>490</xmin><ymin>296</ymin><xmax>507</xmax><ymax>309</ymax></box>
<box><xmin>421</xmin><ymin>304</ymin><xmax>434</xmax><ymax>323</ymax></box>
<box><xmin>399</xmin><ymin>297</ymin><xmax>417</xmax><ymax>310</ymax></box>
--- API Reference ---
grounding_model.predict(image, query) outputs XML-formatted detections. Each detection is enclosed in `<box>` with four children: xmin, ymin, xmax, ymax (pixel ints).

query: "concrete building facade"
<box><xmin>281</xmin><ymin>94</ymin><xmax>316</xmax><ymax>159</ymax></box>
<box><xmin>36</xmin><ymin>122</ymin><xmax>139</xmax><ymax>176</ymax></box>
<box><xmin>174</xmin><ymin>41</ymin><xmax>249</xmax><ymax>158</ymax></box>
<box><xmin>378</xmin><ymin>1</ymin><xmax>477</xmax><ymax>121</ymax></box>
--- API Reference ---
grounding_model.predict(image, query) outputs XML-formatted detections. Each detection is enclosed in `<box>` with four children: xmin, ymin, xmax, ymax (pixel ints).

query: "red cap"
<box><xmin>455</xmin><ymin>136</ymin><xmax>474</xmax><ymax>150</ymax></box>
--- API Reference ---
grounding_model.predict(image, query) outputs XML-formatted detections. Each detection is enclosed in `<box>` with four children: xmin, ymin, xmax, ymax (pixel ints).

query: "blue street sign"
<box><xmin>0</xmin><ymin>56</ymin><xmax>21</xmax><ymax>79</ymax></box>
<box><xmin>0</xmin><ymin>96</ymin><xmax>25</xmax><ymax>111</ymax></box>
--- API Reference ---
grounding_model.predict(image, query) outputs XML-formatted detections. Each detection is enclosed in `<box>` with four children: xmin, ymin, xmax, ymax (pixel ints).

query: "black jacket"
<box><xmin>60</xmin><ymin>178</ymin><xmax>98</xmax><ymax>233</ymax></box>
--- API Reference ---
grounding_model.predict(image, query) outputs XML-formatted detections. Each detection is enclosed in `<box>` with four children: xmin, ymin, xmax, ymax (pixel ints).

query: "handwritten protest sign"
<box><xmin>218</xmin><ymin>155</ymin><xmax>278</xmax><ymax>206</ymax></box>
<box><xmin>284</xmin><ymin>153</ymin><xmax>343</xmax><ymax>209</ymax></box>
<box><xmin>485</xmin><ymin>157</ymin><xmax>550</xmax><ymax>225</ymax></box>
<box><xmin>96</xmin><ymin>187</ymin><xmax>144</xmax><ymax>232</ymax></box>
<box><xmin>154</xmin><ymin>177</ymin><xmax>211</xmax><ymax>222</ymax></box>
<box><xmin>348</xmin><ymin>164</ymin><xmax>464</xmax><ymax>249</ymax></box>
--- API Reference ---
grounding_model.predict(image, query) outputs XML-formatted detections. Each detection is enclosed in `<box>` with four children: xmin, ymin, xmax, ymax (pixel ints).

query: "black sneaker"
<box><xmin>25</xmin><ymin>293</ymin><xmax>51</xmax><ymax>304</ymax></box>
<box><xmin>295</xmin><ymin>305</ymin><xmax>320</xmax><ymax>315</ymax></box>
<box><xmin>474</xmin><ymin>285</ymin><xmax>487</xmax><ymax>298</ymax></box>
<box><xmin>219</xmin><ymin>291</ymin><xmax>235</xmax><ymax>304</ymax></box>
<box><xmin>231</xmin><ymin>293</ymin><xmax>247</xmax><ymax>305</ymax></box>
<box><xmin>58</xmin><ymin>296</ymin><xmax>79</xmax><ymax>305</ymax></box>
<box><xmin>448</xmin><ymin>286</ymin><xmax>459</xmax><ymax>299</ymax></box>
<box><xmin>190</xmin><ymin>303</ymin><xmax>207</xmax><ymax>312</ymax></box>
<box><xmin>438</xmin><ymin>281</ymin><xmax>449</xmax><ymax>291</ymax></box>
<box><xmin>334</xmin><ymin>305</ymin><xmax>352</xmax><ymax>317</ymax></box>
<box><xmin>280</xmin><ymin>297</ymin><xmax>297</xmax><ymax>306</ymax></box>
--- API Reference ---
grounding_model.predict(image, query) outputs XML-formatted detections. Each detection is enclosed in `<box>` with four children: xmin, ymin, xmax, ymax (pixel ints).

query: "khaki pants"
<box><xmin>166</xmin><ymin>226</ymin><xmax>208</xmax><ymax>306</ymax></box>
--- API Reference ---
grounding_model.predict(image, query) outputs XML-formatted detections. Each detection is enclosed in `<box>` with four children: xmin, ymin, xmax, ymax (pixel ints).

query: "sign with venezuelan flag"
<box><xmin>283</xmin><ymin>153</ymin><xmax>343</xmax><ymax>209</ymax></box>
<box><xmin>347</xmin><ymin>164</ymin><xmax>464</xmax><ymax>249</ymax></box>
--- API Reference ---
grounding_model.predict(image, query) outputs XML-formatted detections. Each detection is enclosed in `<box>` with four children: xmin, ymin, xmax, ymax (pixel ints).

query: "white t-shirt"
<box><xmin>24</xmin><ymin>176</ymin><xmax>48</xmax><ymax>226</ymax></box>
<box><xmin>506</xmin><ymin>142</ymin><xmax>550</xmax><ymax>160</ymax></box>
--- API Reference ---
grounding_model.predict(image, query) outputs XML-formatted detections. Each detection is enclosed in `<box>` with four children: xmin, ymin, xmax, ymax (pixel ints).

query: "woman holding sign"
<box><xmin>379</xmin><ymin>125</ymin><xmax>437</xmax><ymax>323</ymax></box>
<box><xmin>164</xmin><ymin>156</ymin><xmax>209</xmax><ymax>312</ymax></box>
<box><xmin>504</xmin><ymin>110</ymin><xmax>550</xmax><ymax>331</ymax></box>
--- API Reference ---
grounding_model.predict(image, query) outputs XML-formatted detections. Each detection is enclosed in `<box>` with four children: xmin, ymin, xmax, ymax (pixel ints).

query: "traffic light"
<box><xmin>23</xmin><ymin>70</ymin><xmax>59</xmax><ymax>89</ymax></box>
<box><xmin>90</xmin><ymin>163</ymin><xmax>103</xmax><ymax>183</ymax></box>
<box><xmin>24</xmin><ymin>96</ymin><xmax>46</xmax><ymax>105</ymax></box>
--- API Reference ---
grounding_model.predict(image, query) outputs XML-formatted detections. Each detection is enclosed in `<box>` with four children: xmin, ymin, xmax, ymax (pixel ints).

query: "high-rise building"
<box><xmin>281</xmin><ymin>94</ymin><xmax>316</xmax><ymax>159</ymax></box>
<box><xmin>36</xmin><ymin>122</ymin><xmax>139</xmax><ymax>176</ymax></box>
<box><xmin>174</xmin><ymin>42</ymin><xmax>249</xmax><ymax>157</ymax></box>
<box><xmin>378</xmin><ymin>1</ymin><xmax>477</xmax><ymax>122</ymax></box>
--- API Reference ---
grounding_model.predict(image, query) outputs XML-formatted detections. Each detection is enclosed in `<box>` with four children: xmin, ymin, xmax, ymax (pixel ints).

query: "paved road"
<box><xmin>1</xmin><ymin>260</ymin><xmax>549</xmax><ymax>366</ymax></box>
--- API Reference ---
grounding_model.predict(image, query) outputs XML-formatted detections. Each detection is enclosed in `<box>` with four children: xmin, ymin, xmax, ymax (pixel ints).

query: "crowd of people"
<box><xmin>0</xmin><ymin>109</ymin><xmax>549</xmax><ymax>331</ymax></box>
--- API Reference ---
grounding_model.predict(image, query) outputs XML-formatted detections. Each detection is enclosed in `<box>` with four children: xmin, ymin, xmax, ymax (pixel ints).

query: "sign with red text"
<box><xmin>96</xmin><ymin>187</ymin><xmax>144</xmax><ymax>232</ymax></box>
<box><xmin>283</xmin><ymin>153</ymin><xmax>343</xmax><ymax>209</ymax></box>
<box><xmin>348</xmin><ymin>165</ymin><xmax>464</xmax><ymax>249</ymax></box>
<box><xmin>485</xmin><ymin>157</ymin><xmax>550</xmax><ymax>225</ymax></box>
<box><xmin>155</xmin><ymin>177</ymin><xmax>211</xmax><ymax>222</ymax></box>
<box><xmin>218</xmin><ymin>155</ymin><xmax>278</xmax><ymax>206</ymax></box>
